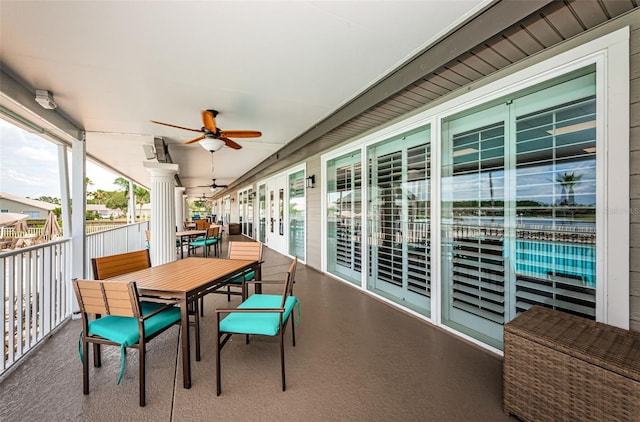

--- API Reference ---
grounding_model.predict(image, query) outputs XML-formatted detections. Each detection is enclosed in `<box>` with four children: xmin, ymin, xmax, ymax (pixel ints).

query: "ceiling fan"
<box><xmin>194</xmin><ymin>193</ymin><xmax>212</xmax><ymax>202</ymax></box>
<box><xmin>150</xmin><ymin>109</ymin><xmax>261</xmax><ymax>150</ymax></box>
<box><xmin>196</xmin><ymin>179</ymin><xmax>228</xmax><ymax>190</ymax></box>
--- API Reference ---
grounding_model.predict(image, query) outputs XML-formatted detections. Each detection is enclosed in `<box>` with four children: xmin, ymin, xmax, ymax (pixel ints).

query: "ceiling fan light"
<box><xmin>199</xmin><ymin>138</ymin><xmax>225</xmax><ymax>152</ymax></box>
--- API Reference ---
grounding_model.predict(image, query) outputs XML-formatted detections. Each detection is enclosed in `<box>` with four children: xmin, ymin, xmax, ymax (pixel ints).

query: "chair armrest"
<box><xmin>244</xmin><ymin>279</ymin><xmax>284</xmax><ymax>285</ymax></box>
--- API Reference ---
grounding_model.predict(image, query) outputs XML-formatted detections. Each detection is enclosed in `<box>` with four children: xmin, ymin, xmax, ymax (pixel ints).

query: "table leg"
<box><xmin>180</xmin><ymin>236</ymin><xmax>185</xmax><ymax>259</ymax></box>
<box><xmin>180</xmin><ymin>295</ymin><xmax>191</xmax><ymax>389</ymax></box>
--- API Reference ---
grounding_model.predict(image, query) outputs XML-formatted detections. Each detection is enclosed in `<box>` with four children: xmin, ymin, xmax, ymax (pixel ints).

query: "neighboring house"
<box><xmin>138</xmin><ymin>203</ymin><xmax>151</xmax><ymax>219</ymax></box>
<box><xmin>0</xmin><ymin>192</ymin><xmax>56</xmax><ymax>219</ymax></box>
<box><xmin>86</xmin><ymin>204</ymin><xmax>123</xmax><ymax>219</ymax></box>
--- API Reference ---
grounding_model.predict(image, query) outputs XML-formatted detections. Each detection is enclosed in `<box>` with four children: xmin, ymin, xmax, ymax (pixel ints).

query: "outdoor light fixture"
<box><xmin>35</xmin><ymin>89</ymin><xmax>57</xmax><ymax>110</ymax></box>
<box><xmin>199</xmin><ymin>138</ymin><xmax>225</xmax><ymax>152</ymax></box>
<box><xmin>306</xmin><ymin>175</ymin><xmax>315</xmax><ymax>188</ymax></box>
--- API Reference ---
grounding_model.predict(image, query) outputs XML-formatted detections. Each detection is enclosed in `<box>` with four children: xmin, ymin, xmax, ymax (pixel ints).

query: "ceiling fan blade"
<box><xmin>220</xmin><ymin>136</ymin><xmax>242</xmax><ymax>150</ymax></box>
<box><xmin>219</xmin><ymin>130</ymin><xmax>262</xmax><ymax>138</ymax></box>
<box><xmin>201</xmin><ymin>110</ymin><xmax>217</xmax><ymax>132</ymax></box>
<box><xmin>184</xmin><ymin>135</ymin><xmax>206</xmax><ymax>144</ymax></box>
<box><xmin>150</xmin><ymin>120</ymin><xmax>202</xmax><ymax>133</ymax></box>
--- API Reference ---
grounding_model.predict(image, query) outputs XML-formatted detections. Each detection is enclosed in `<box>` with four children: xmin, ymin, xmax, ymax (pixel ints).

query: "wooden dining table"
<box><xmin>175</xmin><ymin>229</ymin><xmax>206</xmax><ymax>259</ymax></box>
<box><xmin>107</xmin><ymin>257</ymin><xmax>257</xmax><ymax>389</ymax></box>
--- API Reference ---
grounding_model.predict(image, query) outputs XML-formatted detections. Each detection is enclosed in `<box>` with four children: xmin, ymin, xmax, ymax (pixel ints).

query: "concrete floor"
<box><xmin>0</xmin><ymin>238</ymin><xmax>515</xmax><ymax>421</ymax></box>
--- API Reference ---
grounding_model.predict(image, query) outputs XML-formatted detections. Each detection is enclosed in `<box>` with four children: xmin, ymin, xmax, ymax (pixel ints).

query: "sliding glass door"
<box><xmin>441</xmin><ymin>70</ymin><xmax>597</xmax><ymax>348</ymax></box>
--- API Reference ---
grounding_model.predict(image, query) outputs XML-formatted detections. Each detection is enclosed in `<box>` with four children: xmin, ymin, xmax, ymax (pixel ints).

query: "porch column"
<box><xmin>128</xmin><ymin>179</ymin><xmax>136</xmax><ymax>224</ymax></box>
<box><xmin>175</xmin><ymin>187</ymin><xmax>186</xmax><ymax>230</ymax></box>
<box><xmin>144</xmin><ymin>162</ymin><xmax>179</xmax><ymax>266</ymax></box>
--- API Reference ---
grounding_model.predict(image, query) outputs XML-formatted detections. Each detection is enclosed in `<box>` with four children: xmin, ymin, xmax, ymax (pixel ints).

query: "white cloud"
<box><xmin>15</xmin><ymin>145</ymin><xmax>58</xmax><ymax>162</ymax></box>
<box><xmin>1</xmin><ymin>117</ymin><xmax>119</xmax><ymax>198</ymax></box>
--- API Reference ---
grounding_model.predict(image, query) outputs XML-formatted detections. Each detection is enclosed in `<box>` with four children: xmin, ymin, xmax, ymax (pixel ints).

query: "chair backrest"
<box><xmin>73</xmin><ymin>279</ymin><xmax>141</xmax><ymax>318</ymax></box>
<box><xmin>227</xmin><ymin>241</ymin><xmax>262</xmax><ymax>261</ymax></box>
<box><xmin>91</xmin><ymin>249</ymin><xmax>151</xmax><ymax>280</ymax></box>
<box><xmin>195</xmin><ymin>219</ymin><xmax>209</xmax><ymax>230</ymax></box>
<box><xmin>209</xmin><ymin>225</ymin><xmax>220</xmax><ymax>238</ymax></box>
<box><xmin>280</xmin><ymin>257</ymin><xmax>298</xmax><ymax>308</ymax></box>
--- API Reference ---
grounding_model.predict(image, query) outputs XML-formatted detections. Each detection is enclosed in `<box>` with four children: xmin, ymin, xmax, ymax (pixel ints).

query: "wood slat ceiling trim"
<box><xmin>226</xmin><ymin>0</ymin><xmax>637</xmax><ymax>192</ymax></box>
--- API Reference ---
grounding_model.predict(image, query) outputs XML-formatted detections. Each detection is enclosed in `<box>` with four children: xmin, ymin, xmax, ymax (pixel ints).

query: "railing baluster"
<box><xmin>1</xmin><ymin>221</ymin><xmax>150</xmax><ymax>376</ymax></box>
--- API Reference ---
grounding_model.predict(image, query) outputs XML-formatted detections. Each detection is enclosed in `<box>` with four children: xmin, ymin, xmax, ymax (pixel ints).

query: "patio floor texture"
<box><xmin>0</xmin><ymin>237</ymin><xmax>513</xmax><ymax>421</ymax></box>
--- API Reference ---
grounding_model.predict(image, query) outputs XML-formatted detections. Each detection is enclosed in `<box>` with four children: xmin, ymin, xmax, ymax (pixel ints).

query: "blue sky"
<box><xmin>0</xmin><ymin>118</ymin><xmax>119</xmax><ymax>198</ymax></box>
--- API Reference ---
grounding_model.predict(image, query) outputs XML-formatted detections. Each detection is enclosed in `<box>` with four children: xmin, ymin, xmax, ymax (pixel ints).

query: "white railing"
<box><xmin>1</xmin><ymin>238</ymin><xmax>72</xmax><ymax>375</ymax></box>
<box><xmin>85</xmin><ymin>221</ymin><xmax>150</xmax><ymax>278</ymax></box>
<box><xmin>1</xmin><ymin>221</ymin><xmax>151</xmax><ymax>378</ymax></box>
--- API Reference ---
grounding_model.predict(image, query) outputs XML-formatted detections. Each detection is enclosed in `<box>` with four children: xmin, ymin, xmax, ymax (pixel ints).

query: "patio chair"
<box><xmin>91</xmin><ymin>249</ymin><xmax>201</xmax><ymax>367</ymax></box>
<box><xmin>72</xmin><ymin>278</ymin><xmax>181</xmax><ymax>407</ymax></box>
<box><xmin>188</xmin><ymin>225</ymin><xmax>220</xmax><ymax>257</ymax></box>
<box><xmin>214</xmin><ymin>257</ymin><xmax>299</xmax><ymax>395</ymax></box>
<box><xmin>199</xmin><ymin>240</ymin><xmax>263</xmax><ymax>316</ymax></box>
<box><xmin>221</xmin><ymin>241</ymin><xmax>263</xmax><ymax>301</ymax></box>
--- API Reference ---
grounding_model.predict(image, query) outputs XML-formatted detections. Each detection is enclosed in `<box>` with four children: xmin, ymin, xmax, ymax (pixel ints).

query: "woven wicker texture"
<box><xmin>503</xmin><ymin>305</ymin><xmax>640</xmax><ymax>422</ymax></box>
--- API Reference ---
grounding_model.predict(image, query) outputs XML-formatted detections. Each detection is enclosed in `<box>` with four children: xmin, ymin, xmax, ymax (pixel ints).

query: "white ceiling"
<box><xmin>0</xmin><ymin>0</ymin><xmax>488</xmax><ymax>198</ymax></box>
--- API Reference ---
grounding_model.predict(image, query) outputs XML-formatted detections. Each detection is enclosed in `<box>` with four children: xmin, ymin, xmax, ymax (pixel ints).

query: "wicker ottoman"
<box><xmin>503</xmin><ymin>305</ymin><xmax>640</xmax><ymax>421</ymax></box>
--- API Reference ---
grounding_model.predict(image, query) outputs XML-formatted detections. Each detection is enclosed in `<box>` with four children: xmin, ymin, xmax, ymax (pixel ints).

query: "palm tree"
<box><xmin>113</xmin><ymin>177</ymin><xmax>130</xmax><ymax>197</ymax></box>
<box><xmin>556</xmin><ymin>172</ymin><xmax>583</xmax><ymax>205</ymax></box>
<box><xmin>134</xmin><ymin>186</ymin><xmax>150</xmax><ymax>220</ymax></box>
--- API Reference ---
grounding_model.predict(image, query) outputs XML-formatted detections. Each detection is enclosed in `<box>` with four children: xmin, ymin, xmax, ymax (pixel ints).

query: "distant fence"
<box><xmin>2</xmin><ymin>223</ymin><xmax>130</xmax><ymax>238</ymax></box>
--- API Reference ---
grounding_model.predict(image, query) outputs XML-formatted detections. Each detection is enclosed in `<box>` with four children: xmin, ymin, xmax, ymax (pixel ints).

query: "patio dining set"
<box><xmin>75</xmin><ymin>239</ymin><xmax>301</xmax><ymax>406</ymax></box>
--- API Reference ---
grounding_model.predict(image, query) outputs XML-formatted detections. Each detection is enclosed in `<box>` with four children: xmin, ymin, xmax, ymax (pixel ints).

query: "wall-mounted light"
<box><xmin>306</xmin><ymin>174</ymin><xmax>315</xmax><ymax>188</ymax></box>
<box><xmin>248</xmin><ymin>192</ymin><xmax>256</xmax><ymax>200</ymax></box>
<box><xmin>230</xmin><ymin>197</ymin><xmax>235</xmax><ymax>203</ymax></box>
<box><xmin>35</xmin><ymin>89</ymin><xmax>57</xmax><ymax>110</ymax></box>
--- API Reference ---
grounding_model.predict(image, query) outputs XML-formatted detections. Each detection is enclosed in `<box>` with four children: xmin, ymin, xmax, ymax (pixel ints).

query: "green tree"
<box><xmin>34</xmin><ymin>196</ymin><xmax>61</xmax><ymax>205</ymax></box>
<box><xmin>105</xmin><ymin>191</ymin><xmax>128</xmax><ymax>214</ymax></box>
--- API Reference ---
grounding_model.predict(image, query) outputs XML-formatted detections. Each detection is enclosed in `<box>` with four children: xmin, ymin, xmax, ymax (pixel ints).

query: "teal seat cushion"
<box><xmin>88</xmin><ymin>302</ymin><xmax>180</xmax><ymax>346</ymax></box>
<box><xmin>189</xmin><ymin>238</ymin><xmax>218</xmax><ymax>247</ymax></box>
<box><xmin>86</xmin><ymin>302</ymin><xmax>180</xmax><ymax>383</ymax></box>
<box><xmin>219</xmin><ymin>294</ymin><xmax>299</xmax><ymax>336</ymax></box>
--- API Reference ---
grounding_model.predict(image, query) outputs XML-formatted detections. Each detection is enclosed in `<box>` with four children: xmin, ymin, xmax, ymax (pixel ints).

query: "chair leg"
<box><xmin>93</xmin><ymin>343</ymin><xmax>102</xmax><ymax>367</ymax></box>
<box><xmin>83</xmin><ymin>340</ymin><xmax>90</xmax><ymax>395</ymax></box>
<box><xmin>291</xmin><ymin>319</ymin><xmax>296</xmax><ymax>347</ymax></box>
<box><xmin>215</xmin><ymin>322</ymin><xmax>222</xmax><ymax>396</ymax></box>
<box><xmin>139</xmin><ymin>343</ymin><xmax>146</xmax><ymax>407</ymax></box>
<box><xmin>280</xmin><ymin>331</ymin><xmax>286</xmax><ymax>392</ymax></box>
<box><xmin>226</xmin><ymin>285</ymin><xmax>231</xmax><ymax>302</ymax></box>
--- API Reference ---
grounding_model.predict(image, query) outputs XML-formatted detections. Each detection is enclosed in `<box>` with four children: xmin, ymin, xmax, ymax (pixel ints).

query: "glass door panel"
<box><xmin>289</xmin><ymin>170</ymin><xmax>305</xmax><ymax>260</ymax></box>
<box><xmin>327</xmin><ymin>152</ymin><xmax>362</xmax><ymax>284</ymax></box>
<box><xmin>258</xmin><ymin>184</ymin><xmax>266</xmax><ymax>243</ymax></box>
<box><xmin>367</xmin><ymin>126</ymin><xmax>431</xmax><ymax>316</ymax></box>
<box><xmin>441</xmin><ymin>105</ymin><xmax>508</xmax><ymax>348</ymax></box>
<box><xmin>247</xmin><ymin>188</ymin><xmax>254</xmax><ymax>238</ymax></box>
